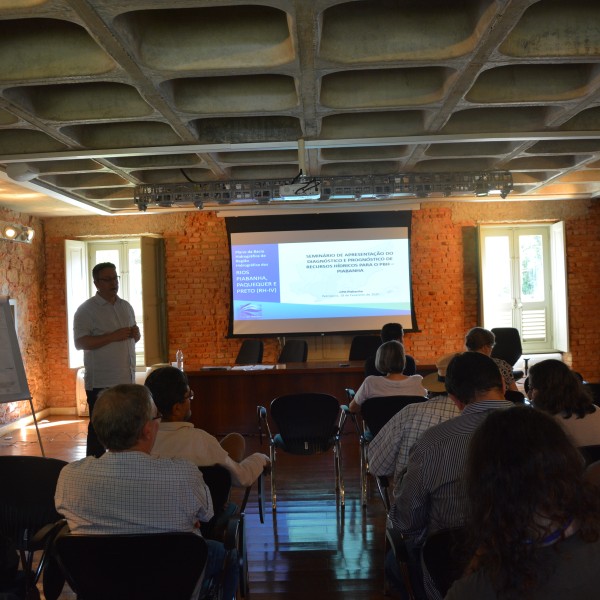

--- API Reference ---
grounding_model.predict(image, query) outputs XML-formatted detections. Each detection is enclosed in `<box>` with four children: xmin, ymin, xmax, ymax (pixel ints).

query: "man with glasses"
<box><xmin>55</xmin><ymin>384</ymin><xmax>237</xmax><ymax>599</ymax></box>
<box><xmin>146</xmin><ymin>366</ymin><xmax>269</xmax><ymax>487</ymax></box>
<box><xmin>73</xmin><ymin>262</ymin><xmax>140</xmax><ymax>457</ymax></box>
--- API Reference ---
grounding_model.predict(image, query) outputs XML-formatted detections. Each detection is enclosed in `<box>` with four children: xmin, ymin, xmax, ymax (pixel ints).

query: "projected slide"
<box><xmin>230</xmin><ymin>227</ymin><xmax>412</xmax><ymax>335</ymax></box>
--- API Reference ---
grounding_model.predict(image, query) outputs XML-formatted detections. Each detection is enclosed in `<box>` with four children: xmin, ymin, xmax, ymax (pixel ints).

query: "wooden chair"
<box><xmin>257</xmin><ymin>393</ymin><xmax>347</xmax><ymax>509</ymax></box>
<box><xmin>54</xmin><ymin>532</ymin><xmax>208</xmax><ymax>600</ymax></box>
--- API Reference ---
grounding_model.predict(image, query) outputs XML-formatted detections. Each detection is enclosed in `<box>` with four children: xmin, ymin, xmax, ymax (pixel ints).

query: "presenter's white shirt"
<box><xmin>73</xmin><ymin>293</ymin><xmax>136</xmax><ymax>389</ymax></box>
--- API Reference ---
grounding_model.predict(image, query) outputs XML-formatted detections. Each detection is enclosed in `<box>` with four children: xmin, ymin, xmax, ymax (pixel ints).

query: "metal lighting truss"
<box><xmin>133</xmin><ymin>171</ymin><xmax>513</xmax><ymax>211</ymax></box>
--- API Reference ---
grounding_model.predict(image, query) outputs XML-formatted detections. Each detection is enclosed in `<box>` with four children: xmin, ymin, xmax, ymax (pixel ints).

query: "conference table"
<box><xmin>187</xmin><ymin>361</ymin><xmax>367</xmax><ymax>436</ymax></box>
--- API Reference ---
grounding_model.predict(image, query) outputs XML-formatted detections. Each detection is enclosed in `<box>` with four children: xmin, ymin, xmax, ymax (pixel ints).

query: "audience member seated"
<box><xmin>465</xmin><ymin>327</ymin><xmax>521</xmax><ymax>394</ymax></box>
<box><xmin>364</xmin><ymin>322</ymin><xmax>416</xmax><ymax>377</ymax></box>
<box><xmin>446</xmin><ymin>406</ymin><xmax>600</xmax><ymax>600</ymax></box>
<box><xmin>369</xmin><ymin>353</ymin><xmax>460</xmax><ymax>500</ymax></box>
<box><xmin>528</xmin><ymin>358</ymin><xmax>600</xmax><ymax>447</ymax></box>
<box><xmin>349</xmin><ymin>341</ymin><xmax>426</xmax><ymax>414</ymax></box>
<box><xmin>388</xmin><ymin>352</ymin><xmax>512</xmax><ymax>600</ymax></box>
<box><xmin>145</xmin><ymin>366</ymin><xmax>269</xmax><ymax>487</ymax></box>
<box><xmin>54</xmin><ymin>384</ymin><xmax>237</xmax><ymax>599</ymax></box>
<box><xmin>421</xmin><ymin>352</ymin><xmax>455</xmax><ymax>398</ymax></box>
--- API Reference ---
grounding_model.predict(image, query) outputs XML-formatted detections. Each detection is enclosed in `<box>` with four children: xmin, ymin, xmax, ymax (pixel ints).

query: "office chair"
<box><xmin>235</xmin><ymin>339</ymin><xmax>264</xmax><ymax>365</ymax></box>
<box><xmin>277</xmin><ymin>339</ymin><xmax>308</xmax><ymax>363</ymax></box>
<box><xmin>54</xmin><ymin>532</ymin><xmax>208</xmax><ymax>600</ymax></box>
<box><xmin>344</xmin><ymin>391</ymin><xmax>427</xmax><ymax>507</ymax></box>
<box><xmin>491</xmin><ymin>327</ymin><xmax>524</xmax><ymax>379</ymax></box>
<box><xmin>257</xmin><ymin>393</ymin><xmax>347</xmax><ymax>509</ymax></box>
<box><xmin>348</xmin><ymin>335</ymin><xmax>381</xmax><ymax>361</ymax></box>
<box><xmin>0</xmin><ymin>456</ymin><xmax>67</xmax><ymax>598</ymax></box>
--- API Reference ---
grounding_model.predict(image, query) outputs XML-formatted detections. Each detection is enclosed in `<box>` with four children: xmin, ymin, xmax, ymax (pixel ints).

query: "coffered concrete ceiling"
<box><xmin>0</xmin><ymin>0</ymin><xmax>599</xmax><ymax>216</ymax></box>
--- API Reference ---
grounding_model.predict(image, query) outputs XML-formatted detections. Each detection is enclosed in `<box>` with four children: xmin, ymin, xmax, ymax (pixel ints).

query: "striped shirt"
<box><xmin>368</xmin><ymin>394</ymin><xmax>461</xmax><ymax>498</ymax></box>
<box><xmin>391</xmin><ymin>398</ymin><xmax>513</xmax><ymax>544</ymax></box>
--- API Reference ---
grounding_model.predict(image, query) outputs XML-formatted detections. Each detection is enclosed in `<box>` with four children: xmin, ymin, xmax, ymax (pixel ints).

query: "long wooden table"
<box><xmin>187</xmin><ymin>362</ymin><xmax>366</xmax><ymax>435</ymax></box>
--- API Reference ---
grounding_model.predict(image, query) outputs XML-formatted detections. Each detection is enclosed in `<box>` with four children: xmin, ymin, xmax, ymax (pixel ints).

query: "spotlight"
<box><xmin>193</xmin><ymin>199</ymin><xmax>204</xmax><ymax>209</ymax></box>
<box><xmin>1</xmin><ymin>221</ymin><xmax>35</xmax><ymax>243</ymax></box>
<box><xmin>4</xmin><ymin>225</ymin><xmax>17</xmax><ymax>239</ymax></box>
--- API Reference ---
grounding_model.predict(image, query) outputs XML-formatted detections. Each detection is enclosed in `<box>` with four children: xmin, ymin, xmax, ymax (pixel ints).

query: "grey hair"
<box><xmin>92</xmin><ymin>384</ymin><xmax>154</xmax><ymax>451</ymax></box>
<box><xmin>375</xmin><ymin>340</ymin><xmax>406</xmax><ymax>375</ymax></box>
<box><xmin>465</xmin><ymin>327</ymin><xmax>495</xmax><ymax>352</ymax></box>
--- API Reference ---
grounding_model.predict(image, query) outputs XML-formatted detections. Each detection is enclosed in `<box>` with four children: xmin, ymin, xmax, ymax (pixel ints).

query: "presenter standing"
<box><xmin>73</xmin><ymin>262</ymin><xmax>140</xmax><ymax>457</ymax></box>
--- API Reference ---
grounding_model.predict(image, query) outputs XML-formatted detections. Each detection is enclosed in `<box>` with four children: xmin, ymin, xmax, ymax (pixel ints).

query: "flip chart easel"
<box><xmin>0</xmin><ymin>295</ymin><xmax>45</xmax><ymax>456</ymax></box>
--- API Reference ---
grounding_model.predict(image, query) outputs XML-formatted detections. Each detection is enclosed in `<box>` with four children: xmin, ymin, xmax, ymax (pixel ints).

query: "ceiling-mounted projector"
<box><xmin>279</xmin><ymin>182</ymin><xmax>321</xmax><ymax>200</ymax></box>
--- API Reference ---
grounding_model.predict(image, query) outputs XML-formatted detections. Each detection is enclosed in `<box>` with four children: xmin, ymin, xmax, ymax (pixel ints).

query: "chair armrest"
<box><xmin>344</xmin><ymin>388</ymin><xmax>355</xmax><ymax>402</ymax></box>
<box><xmin>257</xmin><ymin>405</ymin><xmax>271</xmax><ymax>445</ymax></box>
<box><xmin>341</xmin><ymin>404</ymin><xmax>362</xmax><ymax>436</ymax></box>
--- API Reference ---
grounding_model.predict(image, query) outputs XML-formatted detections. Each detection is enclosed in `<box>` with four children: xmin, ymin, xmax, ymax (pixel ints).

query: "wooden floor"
<box><xmin>0</xmin><ymin>416</ymin><xmax>390</xmax><ymax>600</ymax></box>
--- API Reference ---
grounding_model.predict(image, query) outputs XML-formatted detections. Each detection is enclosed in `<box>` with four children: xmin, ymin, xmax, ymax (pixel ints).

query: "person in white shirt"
<box><xmin>73</xmin><ymin>262</ymin><xmax>140</xmax><ymax>457</ymax></box>
<box><xmin>145</xmin><ymin>366</ymin><xmax>269</xmax><ymax>487</ymax></box>
<box><xmin>349</xmin><ymin>340</ymin><xmax>426</xmax><ymax>414</ymax></box>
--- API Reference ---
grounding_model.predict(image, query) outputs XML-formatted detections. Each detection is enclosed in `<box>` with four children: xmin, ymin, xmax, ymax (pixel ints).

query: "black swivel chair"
<box><xmin>491</xmin><ymin>327</ymin><xmax>525</xmax><ymax>380</ymax></box>
<box><xmin>0</xmin><ymin>456</ymin><xmax>68</xmax><ymax>599</ymax></box>
<box><xmin>277</xmin><ymin>339</ymin><xmax>308</xmax><ymax>363</ymax></box>
<box><xmin>258</xmin><ymin>393</ymin><xmax>347</xmax><ymax>509</ymax></box>
<box><xmin>54</xmin><ymin>532</ymin><xmax>208</xmax><ymax>600</ymax></box>
<box><xmin>348</xmin><ymin>335</ymin><xmax>381</xmax><ymax>361</ymax></box>
<box><xmin>235</xmin><ymin>339</ymin><xmax>264</xmax><ymax>365</ymax></box>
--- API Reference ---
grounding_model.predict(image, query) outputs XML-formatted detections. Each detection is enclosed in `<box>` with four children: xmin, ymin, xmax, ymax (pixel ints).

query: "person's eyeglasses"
<box><xmin>185</xmin><ymin>390</ymin><xmax>194</xmax><ymax>402</ymax></box>
<box><xmin>152</xmin><ymin>411</ymin><xmax>162</xmax><ymax>421</ymax></box>
<box><xmin>96</xmin><ymin>276</ymin><xmax>120</xmax><ymax>283</ymax></box>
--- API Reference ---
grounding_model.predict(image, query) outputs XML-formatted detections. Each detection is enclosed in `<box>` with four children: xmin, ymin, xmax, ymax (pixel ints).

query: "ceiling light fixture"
<box><xmin>1</xmin><ymin>221</ymin><xmax>35</xmax><ymax>243</ymax></box>
<box><xmin>133</xmin><ymin>171</ymin><xmax>513</xmax><ymax>211</ymax></box>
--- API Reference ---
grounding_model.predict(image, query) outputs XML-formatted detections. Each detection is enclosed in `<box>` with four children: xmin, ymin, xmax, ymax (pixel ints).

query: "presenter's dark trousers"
<box><xmin>86</xmin><ymin>388</ymin><xmax>107</xmax><ymax>457</ymax></box>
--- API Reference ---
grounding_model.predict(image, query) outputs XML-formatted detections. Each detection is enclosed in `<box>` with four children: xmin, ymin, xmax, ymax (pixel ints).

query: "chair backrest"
<box><xmin>277</xmin><ymin>339</ymin><xmax>308</xmax><ymax>363</ymax></box>
<box><xmin>490</xmin><ymin>327</ymin><xmax>522</xmax><ymax>367</ymax></box>
<box><xmin>348</xmin><ymin>335</ymin><xmax>381</xmax><ymax>361</ymax></box>
<box><xmin>421</xmin><ymin>527</ymin><xmax>470</xmax><ymax>599</ymax></box>
<box><xmin>55</xmin><ymin>532</ymin><xmax>207</xmax><ymax>600</ymax></box>
<box><xmin>361</xmin><ymin>395</ymin><xmax>427</xmax><ymax>437</ymax></box>
<box><xmin>235</xmin><ymin>339</ymin><xmax>264</xmax><ymax>365</ymax></box>
<box><xmin>0</xmin><ymin>456</ymin><xmax>67</xmax><ymax>550</ymax></box>
<box><xmin>270</xmin><ymin>393</ymin><xmax>341</xmax><ymax>454</ymax></box>
<box><xmin>198</xmin><ymin>465</ymin><xmax>233</xmax><ymax>538</ymax></box>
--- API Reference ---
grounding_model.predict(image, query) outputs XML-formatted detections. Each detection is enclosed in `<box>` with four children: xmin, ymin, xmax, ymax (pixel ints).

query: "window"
<box><xmin>65</xmin><ymin>237</ymin><xmax>167</xmax><ymax>369</ymax></box>
<box><xmin>479</xmin><ymin>223</ymin><xmax>568</xmax><ymax>353</ymax></box>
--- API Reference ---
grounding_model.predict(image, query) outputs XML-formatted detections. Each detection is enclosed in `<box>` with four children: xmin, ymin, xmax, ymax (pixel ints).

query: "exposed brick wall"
<box><xmin>0</xmin><ymin>208</ymin><xmax>46</xmax><ymax>422</ymax></box>
<box><xmin>1</xmin><ymin>199</ymin><xmax>598</xmax><ymax>425</ymax></box>
<box><xmin>565</xmin><ymin>201</ymin><xmax>600</xmax><ymax>379</ymax></box>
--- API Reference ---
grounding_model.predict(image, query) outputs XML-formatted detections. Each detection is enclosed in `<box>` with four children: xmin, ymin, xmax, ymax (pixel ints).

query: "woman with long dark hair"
<box><xmin>446</xmin><ymin>406</ymin><xmax>600</xmax><ymax>599</ymax></box>
<box><xmin>527</xmin><ymin>358</ymin><xmax>600</xmax><ymax>446</ymax></box>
